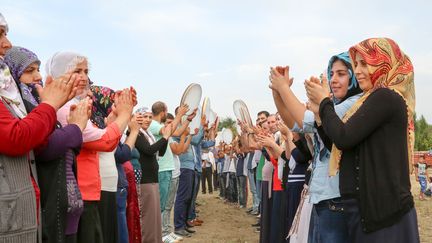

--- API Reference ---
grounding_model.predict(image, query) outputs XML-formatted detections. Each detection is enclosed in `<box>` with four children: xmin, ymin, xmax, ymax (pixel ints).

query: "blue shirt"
<box><xmin>292</xmin><ymin>93</ymin><xmax>361</xmax><ymax>204</ymax></box>
<box><xmin>115</xmin><ymin>143</ymin><xmax>132</xmax><ymax>189</ymax></box>
<box><xmin>246</xmin><ymin>151</ymin><xmax>255</xmax><ymax>170</ymax></box>
<box><xmin>216</xmin><ymin>157</ymin><xmax>225</xmax><ymax>174</ymax></box>
<box><xmin>175</xmin><ymin>127</ymin><xmax>204</xmax><ymax>170</ymax></box>
<box><xmin>236</xmin><ymin>154</ymin><xmax>246</xmax><ymax>176</ymax></box>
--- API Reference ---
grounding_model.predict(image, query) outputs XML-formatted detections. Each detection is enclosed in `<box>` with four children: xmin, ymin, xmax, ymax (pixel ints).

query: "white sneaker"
<box><xmin>162</xmin><ymin>234</ymin><xmax>179</xmax><ymax>243</ymax></box>
<box><xmin>170</xmin><ymin>232</ymin><xmax>184</xmax><ymax>241</ymax></box>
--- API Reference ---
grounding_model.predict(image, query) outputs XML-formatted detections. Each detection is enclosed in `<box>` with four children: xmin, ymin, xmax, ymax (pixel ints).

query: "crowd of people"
<box><xmin>215</xmin><ymin>37</ymin><xmax>419</xmax><ymax>243</ymax></box>
<box><xmin>0</xmin><ymin>11</ymin><xmax>421</xmax><ymax>243</ymax></box>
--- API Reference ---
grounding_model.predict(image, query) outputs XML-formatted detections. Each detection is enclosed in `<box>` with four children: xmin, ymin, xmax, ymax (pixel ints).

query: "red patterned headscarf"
<box><xmin>329</xmin><ymin>37</ymin><xmax>415</xmax><ymax>176</ymax></box>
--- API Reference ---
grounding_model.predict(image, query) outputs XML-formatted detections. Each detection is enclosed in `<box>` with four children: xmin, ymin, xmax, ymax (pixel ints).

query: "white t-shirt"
<box><xmin>169</xmin><ymin>138</ymin><xmax>181</xmax><ymax>178</ymax></box>
<box><xmin>208</xmin><ymin>151</ymin><xmax>216</xmax><ymax>171</ymax></box>
<box><xmin>418</xmin><ymin>163</ymin><xmax>427</xmax><ymax>176</ymax></box>
<box><xmin>172</xmin><ymin>154</ymin><xmax>181</xmax><ymax>179</ymax></box>
<box><xmin>99</xmin><ymin>149</ymin><xmax>118</xmax><ymax>192</ymax></box>
<box><xmin>228</xmin><ymin>157</ymin><xmax>237</xmax><ymax>173</ymax></box>
<box><xmin>252</xmin><ymin>150</ymin><xmax>262</xmax><ymax>169</ymax></box>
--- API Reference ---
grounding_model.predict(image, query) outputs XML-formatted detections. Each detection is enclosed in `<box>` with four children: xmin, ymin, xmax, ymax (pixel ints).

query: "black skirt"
<box><xmin>286</xmin><ymin>182</ymin><xmax>304</xmax><ymax>238</ymax></box>
<box><xmin>260</xmin><ymin>181</ymin><xmax>273</xmax><ymax>243</ymax></box>
<box><xmin>98</xmin><ymin>191</ymin><xmax>119</xmax><ymax>243</ymax></box>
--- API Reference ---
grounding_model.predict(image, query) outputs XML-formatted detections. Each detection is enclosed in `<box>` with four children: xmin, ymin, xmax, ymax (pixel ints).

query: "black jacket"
<box><xmin>319</xmin><ymin>88</ymin><xmax>414</xmax><ymax>233</ymax></box>
<box><xmin>135</xmin><ymin>132</ymin><xmax>168</xmax><ymax>184</ymax></box>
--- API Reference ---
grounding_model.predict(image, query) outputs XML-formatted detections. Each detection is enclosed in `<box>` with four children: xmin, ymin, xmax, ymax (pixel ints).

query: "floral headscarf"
<box><xmin>329</xmin><ymin>37</ymin><xmax>415</xmax><ymax>176</ymax></box>
<box><xmin>0</xmin><ymin>14</ymin><xmax>27</xmax><ymax>118</ymax></box>
<box><xmin>90</xmin><ymin>85</ymin><xmax>115</xmax><ymax>129</ymax></box>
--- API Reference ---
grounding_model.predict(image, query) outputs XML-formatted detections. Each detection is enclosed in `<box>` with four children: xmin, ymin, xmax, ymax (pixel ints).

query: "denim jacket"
<box><xmin>292</xmin><ymin>93</ymin><xmax>361</xmax><ymax>204</ymax></box>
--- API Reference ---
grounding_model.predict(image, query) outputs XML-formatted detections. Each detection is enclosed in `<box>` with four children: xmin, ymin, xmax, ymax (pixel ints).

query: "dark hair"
<box><xmin>167</xmin><ymin>113</ymin><xmax>175</xmax><ymax>120</ymax></box>
<box><xmin>175</xmin><ymin>106</ymin><xmax>179</xmax><ymax>115</ymax></box>
<box><xmin>152</xmin><ymin>101</ymin><xmax>166</xmax><ymax>115</ymax></box>
<box><xmin>257</xmin><ymin>110</ymin><xmax>270</xmax><ymax>118</ymax></box>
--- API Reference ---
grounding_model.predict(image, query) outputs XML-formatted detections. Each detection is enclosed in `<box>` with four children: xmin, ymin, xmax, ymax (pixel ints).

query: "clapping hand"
<box><xmin>67</xmin><ymin>97</ymin><xmax>92</xmax><ymax>131</ymax></box>
<box><xmin>114</xmin><ymin>88</ymin><xmax>134</xmax><ymax>118</ymax></box>
<box><xmin>277</xmin><ymin>121</ymin><xmax>291</xmax><ymax>139</ymax></box>
<box><xmin>255</xmin><ymin>133</ymin><xmax>275</xmax><ymax>148</ymax></box>
<box><xmin>128</xmin><ymin>114</ymin><xmax>141</xmax><ymax>132</ymax></box>
<box><xmin>38</xmin><ymin>74</ymin><xmax>79</xmax><ymax>110</ymax></box>
<box><xmin>269</xmin><ymin>66</ymin><xmax>294</xmax><ymax>91</ymax></box>
<box><xmin>162</xmin><ymin>123</ymin><xmax>174</xmax><ymax>139</ymax></box>
<box><xmin>304</xmin><ymin>76</ymin><xmax>330</xmax><ymax>105</ymax></box>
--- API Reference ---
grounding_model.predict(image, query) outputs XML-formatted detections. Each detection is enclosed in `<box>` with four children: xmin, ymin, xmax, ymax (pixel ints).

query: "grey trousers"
<box><xmin>162</xmin><ymin>176</ymin><xmax>179</xmax><ymax>236</ymax></box>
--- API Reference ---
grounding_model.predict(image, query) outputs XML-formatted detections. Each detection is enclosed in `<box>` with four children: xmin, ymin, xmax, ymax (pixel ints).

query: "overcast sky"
<box><xmin>3</xmin><ymin>0</ymin><xmax>432</xmax><ymax>122</ymax></box>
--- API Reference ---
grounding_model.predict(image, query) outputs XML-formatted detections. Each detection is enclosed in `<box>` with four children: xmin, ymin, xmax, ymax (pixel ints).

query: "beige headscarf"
<box><xmin>329</xmin><ymin>38</ymin><xmax>415</xmax><ymax>176</ymax></box>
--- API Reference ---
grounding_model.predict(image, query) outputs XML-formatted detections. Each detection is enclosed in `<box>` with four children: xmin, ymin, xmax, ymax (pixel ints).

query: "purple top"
<box><xmin>35</xmin><ymin>124</ymin><xmax>84</xmax><ymax>235</ymax></box>
<box><xmin>36</xmin><ymin>124</ymin><xmax>83</xmax><ymax>161</ymax></box>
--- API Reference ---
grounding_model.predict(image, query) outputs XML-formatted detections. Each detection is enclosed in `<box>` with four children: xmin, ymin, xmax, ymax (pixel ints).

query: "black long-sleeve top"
<box><xmin>319</xmin><ymin>88</ymin><xmax>413</xmax><ymax>233</ymax></box>
<box><xmin>134</xmin><ymin>132</ymin><xmax>168</xmax><ymax>184</ymax></box>
<box><xmin>281</xmin><ymin>137</ymin><xmax>312</xmax><ymax>188</ymax></box>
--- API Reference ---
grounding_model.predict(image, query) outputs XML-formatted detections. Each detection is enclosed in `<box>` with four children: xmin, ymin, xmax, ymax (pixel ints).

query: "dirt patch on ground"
<box><xmin>411</xmin><ymin>174</ymin><xmax>432</xmax><ymax>243</ymax></box>
<box><xmin>182</xmin><ymin>191</ymin><xmax>259</xmax><ymax>243</ymax></box>
<box><xmin>182</xmin><ymin>175</ymin><xmax>432</xmax><ymax>243</ymax></box>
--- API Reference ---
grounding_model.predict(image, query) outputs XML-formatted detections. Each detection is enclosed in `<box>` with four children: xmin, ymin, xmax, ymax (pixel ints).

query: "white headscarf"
<box><xmin>45</xmin><ymin>51</ymin><xmax>89</xmax><ymax>100</ymax></box>
<box><xmin>135</xmin><ymin>107</ymin><xmax>156</xmax><ymax>145</ymax></box>
<box><xmin>45</xmin><ymin>51</ymin><xmax>87</xmax><ymax>79</ymax></box>
<box><xmin>0</xmin><ymin>13</ymin><xmax>26</xmax><ymax>118</ymax></box>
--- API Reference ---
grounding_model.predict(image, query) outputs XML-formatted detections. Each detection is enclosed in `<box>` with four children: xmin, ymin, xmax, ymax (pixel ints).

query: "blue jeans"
<box><xmin>237</xmin><ymin>175</ymin><xmax>247</xmax><ymax>207</ymax></box>
<box><xmin>219</xmin><ymin>173</ymin><xmax>226</xmax><ymax>197</ymax></box>
<box><xmin>309</xmin><ymin>198</ymin><xmax>348</xmax><ymax>243</ymax></box>
<box><xmin>174</xmin><ymin>169</ymin><xmax>194</xmax><ymax>230</ymax></box>
<box><xmin>116</xmin><ymin>188</ymin><xmax>128</xmax><ymax>243</ymax></box>
<box><xmin>187</xmin><ymin>170</ymin><xmax>201</xmax><ymax>221</ymax></box>
<box><xmin>256</xmin><ymin>179</ymin><xmax>262</xmax><ymax>205</ymax></box>
<box><xmin>159</xmin><ymin>170</ymin><xmax>173</xmax><ymax>212</ymax></box>
<box><xmin>419</xmin><ymin>175</ymin><xmax>427</xmax><ymax>193</ymax></box>
<box><xmin>248</xmin><ymin>169</ymin><xmax>259</xmax><ymax>211</ymax></box>
<box><xmin>227</xmin><ymin>172</ymin><xmax>238</xmax><ymax>203</ymax></box>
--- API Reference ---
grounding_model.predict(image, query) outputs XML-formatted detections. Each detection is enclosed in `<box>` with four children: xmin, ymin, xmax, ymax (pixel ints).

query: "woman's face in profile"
<box><xmin>353</xmin><ymin>53</ymin><xmax>373</xmax><ymax>92</ymax></box>
<box><xmin>0</xmin><ymin>26</ymin><xmax>11</xmax><ymax>57</ymax></box>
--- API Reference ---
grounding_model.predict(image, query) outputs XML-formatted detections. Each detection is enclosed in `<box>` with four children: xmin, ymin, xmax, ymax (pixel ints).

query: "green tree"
<box><xmin>218</xmin><ymin>117</ymin><xmax>239</xmax><ymax>137</ymax></box>
<box><xmin>414</xmin><ymin>114</ymin><xmax>432</xmax><ymax>151</ymax></box>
